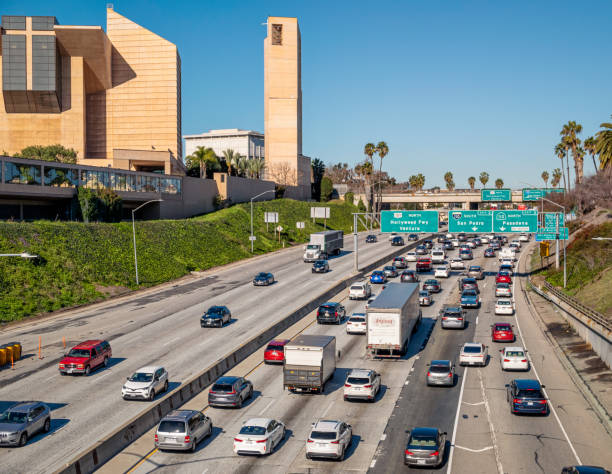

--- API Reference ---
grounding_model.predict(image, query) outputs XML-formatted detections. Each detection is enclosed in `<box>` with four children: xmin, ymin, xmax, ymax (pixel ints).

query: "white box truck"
<box><xmin>303</xmin><ymin>230</ymin><xmax>344</xmax><ymax>262</ymax></box>
<box><xmin>431</xmin><ymin>248</ymin><xmax>446</xmax><ymax>263</ymax></box>
<box><xmin>499</xmin><ymin>247</ymin><xmax>516</xmax><ymax>261</ymax></box>
<box><xmin>283</xmin><ymin>335</ymin><xmax>336</xmax><ymax>393</ymax></box>
<box><xmin>367</xmin><ymin>282</ymin><xmax>421</xmax><ymax>358</ymax></box>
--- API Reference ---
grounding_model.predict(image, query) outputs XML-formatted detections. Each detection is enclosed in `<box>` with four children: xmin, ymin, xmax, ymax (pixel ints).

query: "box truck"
<box><xmin>283</xmin><ymin>335</ymin><xmax>336</xmax><ymax>393</ymax></box>
<box><xmin>303</xmin><ymin>230</ymin><xmax>344</xmax><ymax>262</ymax></box>
<box><xmin>366</xmin><ymin>282</ymin><xmax>421</xmax><ymax>358</ymax></box>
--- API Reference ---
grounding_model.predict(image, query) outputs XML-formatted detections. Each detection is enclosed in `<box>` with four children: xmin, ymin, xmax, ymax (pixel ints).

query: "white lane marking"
<box><xmin>483</xmin><ymin>282</ymin><xmax>487</xmax><ymax>289</ymax></box>
<box><xmin>321</xmin><ymin>400</ymin><xmax>334</xmax><ymax>417</ymax></box>
<box><xmin>455</xmin><ymin>445</ymin><xmax>494</xmax><ymax>453</ymax></box>
<box><xmin>163</xmin><ymin>336</ymin><xmax>181</xmax><ymax>346</ymax></box>
<box><xmin>370</xmin><ymin>459</ymin><xmax>377</xmax><ymax>468</ymax></box>
<box><xmin>462</xmin><ymin>401</ymin><xmax>485</xmax><ymax>406</ymax></box>
<box><xmin>512</xmin><ymin>249</ymin><xmax>582</xmax><ymax>465</ymax></box>
<box><xmin>478</xmin><ymin>369</ymin><xmax>503</xmax><ymax>473</ymax></box>
<box><xmin>96</xmin><ymin>371</ymin><xmax>113</xmax><ymax>380</ymax></box>
<box><xmin>446</xmin><ymin>366</ymin><xmax>468</xmax><ymax>474</ymax></box>
<box><xmin>380</xmin><ymin>433</ymin><xmax>386</xmax><ymax>441</ymax></box>
<box><xmin>259</xmin><ymin>398</ymin><xmax>275</xmax><ymax>415</ymax></box>
<box><xmin>476</xmin><ymin>316</ymin><xmax>479</xmax><ymax>325</ymax></box>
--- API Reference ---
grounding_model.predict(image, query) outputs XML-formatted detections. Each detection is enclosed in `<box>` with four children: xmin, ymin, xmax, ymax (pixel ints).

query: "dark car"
<box><xmin>443</xmin><ymin>241</ymin><xmax>454</xmax><ymax>251</ymax></box>
<box><xmin>201</xmin><ymin>305</ymin><xmax>232</xmax><ymax>327</ymax></box>
<box><xmin>312</xmin><ymin>260</ymin><xmax>330</xmax><ymax>273</ymax></box>
<box><xmin>208</xmin><ymin>376</ymin><xmax>253</xmax><ymax>408</ymax></box>
<box><xmin>562</xmin><ymin>467</ymin><xmax>610</xmax><ymax>474</ymax></box>
<box><xmin>365</xmin><ymin>234</ymin><xmax>377</xmax><ymax>243</ymax></box>
<box><xmin>461</xmin><ymin>289</ymin><xmax>480</xmax><ymax>308</ymax></box>
<box><xmin>423</xmin><ymin>279</ymin><xmax>441</xmax><ymax>293</ymax></box>
<box><xmin>317</xmin><ymin>302</ymin><xmax>346</xmax><ymax>324</ymax></box>
<box><xmin>458</xmin><ymin>277</ymin><xmax>479</xmax><ymax>292</ymax></box>
<box><xmin>472</xmin><ymin>238</ymin><xmax>482</xmax><ymax>246</ymax></box>
<box><xmin>484</xmin><ymin>248</ymin><xmax>496</xmax><ymax>258</ymax></box>
<box><xmin>415</xmin><ymin>245</ymin><xmax>427</xmax><ymax>255</ymax></box>
<box><xmin>436</xmin><ymin>234</ymin><xmax>446</xmax><ymax>243</ymax></box>
<box><xmin>391</xmin><ymin>236</ymin><xmax>405</xmax><ymax>246</ymax></box>
<box><xmin>401</xmin><ymin>270</ymin><xmax>419</xmax><ymax>283</ymax></box>
<box><xmin>253</xmin><ymin>272</ymin><xmax>275</xmax><ymax>286</ymax></box>
<box><xmin>506</xmin><ymin>379</ymin><xmax>548</xmax><ymax>415</ymax></box>
<box><xmin>408</xmin><ymin>234</ymin><xmax>419</xmax><ymax>241</ymax></box>
<box><xmin>423</xmin><ymin>240</ymin><xmax>433</xmax><ymax>249</ymax></box>
<box><xmin>393</xmin><ymin>256</ymin><xmax>408</xmax><ymax>269</ymax></box>
<box><xmin>404</xmin><ymin>427</ymin><xmax>447</xmax><ymax>467</ymax></box>
<box><xmin>458</xmin><ymin>233</ymin><xmax>467</xmax><ymax>242</ymax></box>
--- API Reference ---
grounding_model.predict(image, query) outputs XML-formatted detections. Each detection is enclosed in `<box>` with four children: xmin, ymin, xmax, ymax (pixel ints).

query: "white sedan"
<box><xmin>450</xmin><ymin>258</ymin><xmax>465</xmax><ymax>270</ymax></box>
<box><xmin>434</xmin><ymin>266</ymin><xmax>450</xmax><ymax>278</ymax></box>
<box><xmin>405</xmin><ymin>251</ymin><xmax>417</xmax><ymax>262</ymax></box>
<box><xmin>346</xmin><ymin>313</ymin><xmax>367</xmax><ymax>334</ymax></box>
<box><xmin>234</xmin><ymin>418</ymin><xmax>286</xmax><ymax>456</ymax></box>
<box><xmin>495</xmin><ymin>299</ymin><xmax>515</xmax><ymax>315</ymax></box>
<box><xmin>459</xmin><ymin>342</ymin><xmax>488</xmax><ymax>367</ymax></box>
<box><xmin>480</xmin><ymin>236</ymin><xmax>489</xmax><ymax>244</ymax></box>
<box><xmin>500</xmin><ymin>347</ymin><xmax>529</xmax><ymax>371</ymax></box>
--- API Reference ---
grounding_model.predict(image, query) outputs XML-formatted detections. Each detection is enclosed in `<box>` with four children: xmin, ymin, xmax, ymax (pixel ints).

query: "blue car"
<box><xmin>460</xmin><ymin>289</ymin><xmax>480</xmax><ymax>308</ymax></box>
<box><xmin>506</xmin><ymin>379</ymin><xmax>548</xmax><ymax>415</ymax></box>
<box><xmin>370</xmin><ymin>271</ymin><xmax>387</xmax><ymax>284</ymax></box>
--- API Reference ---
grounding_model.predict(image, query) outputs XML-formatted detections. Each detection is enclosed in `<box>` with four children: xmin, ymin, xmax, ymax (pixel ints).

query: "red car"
<box><xmin>264</xmin><ymin>339</ymin><xmax>290</xmax><ymax>364</ymax></box>
<box><xmin>491</xmin><ymin>323</ymin><xmax>515</xmax><ymax>342</ymax></box>
<box><xmin>59</xmin><ymin>340</ymin><xmax>112</xmax><ymax>375</ymax></box>
<box><xmin>416</xmin><ymin>258</ymin><xmax>432</xmax><ymax>272</ymax></box>
<box><xmin>496</xmin><ymin>272</ymin><xmax>512</xmax><ymax>284</ymax></box>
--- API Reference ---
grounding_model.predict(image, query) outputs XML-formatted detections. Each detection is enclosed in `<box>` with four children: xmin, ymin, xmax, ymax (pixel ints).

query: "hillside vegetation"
<box><xmin>0</xmin><ymin>199</ymin><xmax>364</xmax><ymax>322</ymax></box>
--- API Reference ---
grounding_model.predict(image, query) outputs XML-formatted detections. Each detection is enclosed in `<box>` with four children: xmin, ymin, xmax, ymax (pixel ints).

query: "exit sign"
<box><xmin>448</xmin><ymin>210</ymin><xmax>493</xmax><ymax>233</ymax></box>
<box><xmin>380</xmin><ymin>210</ymin><xmax>439</xmax><ymax>233</ymax></box>
<box><xmin>493</xmin><ymin>210</ymin><xmax>538</xmax><ymax>232</ymax></box>
<box><xmin>481</xmin><ymin>189</ymin><xmax>511</xmax><ymax>202</ymax></box>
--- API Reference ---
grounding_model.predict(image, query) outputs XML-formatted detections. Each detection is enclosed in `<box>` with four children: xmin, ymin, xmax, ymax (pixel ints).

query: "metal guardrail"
<box><xmin>539</xmin><ymin>280</ymin><xmax>612</xmax><ymax>331</ymax></box>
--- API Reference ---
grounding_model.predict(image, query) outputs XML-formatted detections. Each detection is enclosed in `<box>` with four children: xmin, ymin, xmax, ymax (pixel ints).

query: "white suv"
<box><xmin>349</xmin><ymin>281</ymin><xmax>371</xmax><ymax>300</ymax></box>
<box><xmin>519</xmin><ymin>233</ymin><xmax>529</xmax><ymax>242</ymax></box>
<box><xmin>346</xmin><ymin>313</ymin><xmax>367</xmax><ymax>334</ymax></box>
<box><xmin>431</xmin><ymin>250</ymin><xmax>445</xmax><ymax>263</ymax></box>
<box><xmin>122</xmin><ymin>366</ymin><xmax>169</xmax><ymax>401</ymax></box>
<box><xmin>343</xmin><ymin>369</ymin><xmax>381</xmax><ymax>402</ymax></box>
<box><xmin>306</xmin><ymin>420</ymin><xmax>353</xmax><ymax>461</ymax></box>
<box><xmin>500</xmin><ymin>346</ymin><xmax>529</xmax><ymax>371</ymax></box>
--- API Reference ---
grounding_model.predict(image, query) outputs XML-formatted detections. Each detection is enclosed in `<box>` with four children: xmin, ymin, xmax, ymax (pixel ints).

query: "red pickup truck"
<box><xmin>416</xmin><ymin>257</ymin><xmax>432</xmax><ymax>272</ymax></box>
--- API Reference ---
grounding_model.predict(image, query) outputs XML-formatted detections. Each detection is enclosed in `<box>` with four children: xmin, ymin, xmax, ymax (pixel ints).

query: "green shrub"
<box><xmin>344</xmin><ymin>192</ymin><xmax>354</xmax><ymax>204</ymax></box>
<box><xmin>320</xmin><ymin>177</ymin><xmax>333</xmax><ymax>202</ymax></box>
<box><xmin>357</xmin><ymin>198</ymin><xmax>366</xmax><ymax>212</ymax></box>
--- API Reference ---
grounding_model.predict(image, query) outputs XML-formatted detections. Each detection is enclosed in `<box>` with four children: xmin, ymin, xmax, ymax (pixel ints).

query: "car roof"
<box><xmin>514</xmin><ymin>379</ymin><xmax>541</xmax><ymax>389</ymax></box>
<box><xmin>6</xmin><ymin>401</ymin><xmax>45</xmax><ymax>412</ymax></box>
<box><xmin>214</xmin><ymin>376</ymin><xmax>241</xmax><ymax>384</ymax></box>
<box><xmin>72</xmin><ymin>339</ymin><xmax>105</xmax><ymax>349</ymax></box>
<box><xmin>313</xmin><ymin>419</ymin><xmax>342</xmax><ymax>431</ymax></box>
<box><xmin>503</xmin><ymin>346</ymin><xmax>524</xmax><ymax>352</ymax></box>
<box><xmin>494</xmin><ymin>322</ymin><xmax>512</xmax><ymax>328</ymax></box>
<box><xmin>348</xmin><ymin>368</ymin><xmax>373</xmax><ymax>377</ymax></box>
<box><xmin>463</xmin><ymin>342</ymin><xmax>482</xmax><ymax>348</ymax></box>
<box><xmin>320</xmin><ymin>301</ymin><xmax>340</xmax><ymax>306</ymax></box>
<box><xmin>349</xmin><ymin>313</ymin><xmax>366</xmax><ymax>318</ymax></box>
<box><xmin>411</xmin><ymin>427</ymin><xmax>438</xmax><ymax>438</ymax></box>
<box><xmin>133</xmin><ymin>366</ymin><xmax>164</xmax><ymax>373</ymax></box>
<box><xmin>430</xmin><ymin>359</ymin><xmax>451</xmax><ymax>366</ymax></box>
<box><xmin>162</xmin><ymin>409</ymin><xmax>199</xmax><ymax>421</ymax></box>
<box><xmin>243</xmin><ymin>417</ymin><xmax>273</xmax><ymax>427</ymax></box>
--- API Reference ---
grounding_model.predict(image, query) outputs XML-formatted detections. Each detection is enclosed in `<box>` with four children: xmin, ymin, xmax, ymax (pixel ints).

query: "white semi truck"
<box><xmin>303</xmin><ymin>230</ymin><xmax>344</xmax><ymax>262</ymax></box>
<box><xmin>283</xmin><ymin>334</ymin><xmax>336</xmax><ymax>393</ymax></box>
<box><xmin>366</xmin><ymin>282</ymin><xmax>421</xmax><ymax>358</ymax></box>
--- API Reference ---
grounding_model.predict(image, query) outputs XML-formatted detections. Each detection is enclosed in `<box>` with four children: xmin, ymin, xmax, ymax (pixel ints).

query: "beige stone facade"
<box><xmin>0</xmin><ymin>9</ymin><xmax>183</xmax><ymax>175</ymax></box>
<box><xmin>264</xmin><ymin>17</ymin><xmax>310</xmax><ymax>198</ymax></box>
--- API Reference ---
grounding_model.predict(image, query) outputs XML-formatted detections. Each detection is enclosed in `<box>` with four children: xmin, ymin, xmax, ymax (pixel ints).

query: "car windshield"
<box><xmin>350</xmin><ymin>285</ymin><xmax>364</xmax><ymax>290</ymax></box>
<box><xmin>212</xmin><ymin>383</ymin><xmax>234</xmax><ymax>392</ymax></box>
<box><xmin>462</xmin><ymin>291</ymin><xmax>477</xmax><ymax>297</ymax></box>
<box><xmin>469</xmin><ymin>267</ymin><xmax>480</xmax><ymax>271</ymax></box>
<box><xmin>373</xmin><ymin>271</ymin><xmax>383</xmax><ymax>276</ymax></box>
<box><xmin>436</xmin><ymin>267</ymin><xmax>446</xmax><ymax>271</ymax></box>
<box><xmin>425</xmin><ymin>280</ymin><xmax>437</xmax><ymax>285</ymax></box>
<box><xmin>310</xmin><ymin>431</ymin><xmax>337</xmax><ymax>440</ymax></box>
<box><xmin>266</xmin><ymin>344</ymin><xmax>283</xmax><ymax>351</ymax></box>
<box><xmin>429</xmin><ymin>365</ymin><xmax>450</xmax><ymax>374</ymax></box>
<box><xmin>306</xmin><ymin>244</ymin><xmax>319</xmax><ymax>250</ymax></box>
<box><xmin>384</xmin><ymin>266</ymin><xmax>394</xmax><ymax>271</ymax></box>
<box><xmin>239</xmin><ymin>425</ymin><xmax>266</xmax><ymax>436</ymax></box>
<box><xmin>495</xmin><ymin>325</ymin><xmax>510</xmax><ymax>331</ymax></box>
<box><xmin>506</xmin><ymin>351</ymin><xmax>524</xmax><ymax>357</ymax></box>
<box><xmin>0</xmin><ymin>411</ymin><xmax>27</xmax><ymax>423</ymax></box>
<box><xmin>314</xmin><ymin>261</ymin><xmax>326</xmax><ymax>266</ymax></box>
<box><xmin>256</xmin><ymin>273</ymin><xmax>268</xmax><ymax>278</ymax></box>
<box><xmin>408</xmin><ymin>435</ymin><xmax>437</xmax><ymax>449</ymax></box>
<box><xmin>497</xmin><ymin>300</ymin><xmax>512</xmax><ymax>306</ymax></box>
<box><xmin>419</xmin><ymin>291</ymin><xmax>429</xmax><ymax>297</ymax></box>
<box><xmin>463</xmin><ymin>346</ymin><xmax>482</xmax><ymax>353</ymax></box>
<box><xmin>349</xmin><ymin>316</ymin><xmax>365</xmax><ymax>322</ymax></box>
<box><xmin>320</xmin><ymin>305</ymin><xmax>336</xmax><ymax>311</ymax></box>
<box><xmin>517</xmin><ymin>389</ymin><xmax>543</xmax><ymax>399</ymax></box>
<box><xmin>497</xmin><ymin>283</ymin><xmax>510</xmax><ymax>288</ymax></box>
<box><xmin>129</xmin><ymin>372</ymin><xmax>153</xmax><ymax>382</ymax></box>
<box><xmin>347</xmin><ymin>376</ymin><xmax>370</xmax><ymax>384</ymax></box>
<box><xmin>67</xmin><ymin>348</ymin><xmax>90</xmax><ymax>357</ymax></box>
<box><xmin>158</xmin><ymin>420</ymin><xmax>186</xmax><ymax>433</ymax></box>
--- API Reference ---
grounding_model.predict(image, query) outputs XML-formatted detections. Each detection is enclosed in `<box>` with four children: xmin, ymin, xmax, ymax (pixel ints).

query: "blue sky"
<box><xmin>4</xmin><ymin>0</ymin><xmax>612</xmax><ymax>188</ymax></box>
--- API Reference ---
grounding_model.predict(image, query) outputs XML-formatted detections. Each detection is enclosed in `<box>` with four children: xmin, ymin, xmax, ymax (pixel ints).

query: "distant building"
<box><xmin>183</xmin><ymin>129</ymin><xmax>264</xmax><ymax>161</ymax></box>
<box><xmin>0</xmin><ymin>8</ymin><xmax>183</xmax><ymax>175</ymax></box>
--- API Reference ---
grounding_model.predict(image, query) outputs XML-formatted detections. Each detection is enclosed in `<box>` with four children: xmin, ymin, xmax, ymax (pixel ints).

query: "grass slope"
<box><xmin>0</xmin><ymin>199</ymin><xmax>363</xmax><ymax>322</ymax></box>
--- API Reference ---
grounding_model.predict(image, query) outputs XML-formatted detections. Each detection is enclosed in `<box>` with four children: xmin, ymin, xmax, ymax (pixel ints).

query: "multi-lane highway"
<box><xmin>0</xmin><ymin>232</ymin><xmax>410</xmax><ymax>474</ymax></box>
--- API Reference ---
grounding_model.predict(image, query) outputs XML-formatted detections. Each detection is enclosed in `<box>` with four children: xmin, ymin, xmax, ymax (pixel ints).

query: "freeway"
<box><xmin>370</xmin><ymin>240</ymin><xmax>612</xmax><ymax>473</ymax></box>
<box><xmin>0</xmin><ymin>231</ymin><xmax>409</xmax><ymax>474</ymax></box>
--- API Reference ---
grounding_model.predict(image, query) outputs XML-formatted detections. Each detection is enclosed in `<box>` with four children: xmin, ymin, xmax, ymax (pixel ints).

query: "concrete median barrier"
<box><xmin>56</xmin><ymin>235</ymin><xmax>430</xmax><ymax>474</ymax></box>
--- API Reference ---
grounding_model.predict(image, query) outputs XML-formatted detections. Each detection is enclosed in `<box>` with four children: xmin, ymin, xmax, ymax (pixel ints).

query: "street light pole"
<box><xmin>539</xmin><ymin>196</ymin><xmax>567</xmax><ymax>288</ymax></box>
<box><xmin>132</xmin><ymin>199</ymin><xmax>163</xmax><ymax>285</ymax></box>
<box><xmin>250</xmin><ymin>189</ymin><xmax>276</xmax><ymax>252</ymax></box>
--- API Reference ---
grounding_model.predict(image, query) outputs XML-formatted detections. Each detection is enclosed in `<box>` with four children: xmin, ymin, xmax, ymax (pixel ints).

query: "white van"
<box><xmin>431</xmin><ymin>249</ymin><xmax>446</xmax><ymax>264</ymax></box>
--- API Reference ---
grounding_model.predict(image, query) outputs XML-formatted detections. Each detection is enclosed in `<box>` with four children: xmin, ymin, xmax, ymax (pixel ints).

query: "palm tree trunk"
<box><xmin>377</xmin><ymin>160</ymin><xmax>383</xmax><ymax>214</ymax></box>
<box><xmin>560</xmin><ymin>156</ymin><xmax>567</xmax><ymax>193</ymax></box>
<box><xmin>566</xmin><ymin>151</ymin><xmax>571</xmax><ymax>192</ymax></box>
<box><xmin>592</xmin><ymin>155</ymin><xmax>598</xmax><ymax>174</ymax></box>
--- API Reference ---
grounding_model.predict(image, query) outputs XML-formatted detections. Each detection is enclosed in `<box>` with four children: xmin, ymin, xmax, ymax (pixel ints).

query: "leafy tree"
<box><xmin>320</xmin><ymin>176</ymin><xmax>333</xmax><ymax>202</ymax></box>
<box><xmin>311</xmin><ymin>158</ymin><xmax>326</xmax><ymax>201</ymax></box>
<box><xmin>554</xmin><ymin>142</ymin><xmax>568</xmax><ymax>192</ymax></box>
<box><xmin>541</xmin><ymin>171</ymin><xmax>549</xmax><ymax>188</ymax></box>
<box><xmin>495</xmin><ymin>178</ymin><xmax>504</xmax><ymax>189</ymax></box>
<box><xmin>325</xmin><ymin>162</ymin><xmax>353</xmax><ymax>183</ymax></box>
<box><xmin>77</xmin><ymin>188</ymin><xmax>100</xmax><ymax>223</ymax></box>
<box><xmin>344</xmin><ymin>191</ymin><xmax>354</xmax><ymax>204</ymax></box>
<box><xmin>467</xmin><ymin>176</ymin><xmax>476</xmax><ymax>190</ymax></box>
<box><xmin>97</xmin><ymin>188</ymin><xmax>123</xmax><ymax>222</ymax></box>
<box><xmin>479</xmin><ymin>172</ymin><xmax>489</xmax><ymax>187</ymax></box>
<box><xmin>551</xmin><ymin>168</ymin><xmax>562</xmax><ymax>188</ymax></box>
<box><xmin>583</xmin><ymin>136</ymin><xmax>598</xmax><ymax>174</ymax></box>
<box><xmin>560</xmin><ymin>120</ymin><xmax>583</xmax><ymax>185</ymax></box>
<box><xmin>357</xmin><ymin>198</ymin><xmax>366</xmax><ymax>212</ymax></box>
<box><xmin>595</xmin><ymin>115</ymin><xmax>612</xmax><ymax>171</ymax></box>
<box><xmin>16</xmin><ymin>144</ymin><xmax>77</xmax><ymax>164</ymax></box>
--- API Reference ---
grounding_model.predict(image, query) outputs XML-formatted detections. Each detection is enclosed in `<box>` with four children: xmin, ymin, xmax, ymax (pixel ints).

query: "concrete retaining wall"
<box><xmin>57</xmin><ymin>236</ymin><xmax>428</xmax><ymax>474</ymax></box>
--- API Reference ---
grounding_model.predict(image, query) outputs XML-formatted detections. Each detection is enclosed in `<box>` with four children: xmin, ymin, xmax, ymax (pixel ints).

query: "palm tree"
<box><xmin>222</xmin><ymin>149</ymin><xmax>241</xmax><ymax>176</ymax></box>
<box><xmin>495</xmin><ymin>178</ymin><xmax>504</xmax><ymax>189</ymax></box>
<box><xmin>583</xmin><ymin>136</ymin><xmax>598</xmax><ymax>174</ymax></box>
<box><xmin>364</xmin><ymin>143</ymin><xmax>376</xmax><ymax>208</ymax></box>
<box><xmin>468</xmin><ymin>176</ymin><xmax>476</xmax><ymax>191</ymax></box>
<box><xmin>479</xmin><ymin>172</ymin><xmax>489</xmax><ymax>187</ymax></box>
<box><xmin>551</xmin><ymin>168</ymin><xmax>562</xmax><ymax>188</ymax></box>
<box><xmin>236</xmin><ymin>156</ymin><xmax>248</xmax><ymax>177</ymax></box>
<box><xmin>375</xmin><ymin>141</ymin><xmax>389</xmax><ymax>213</ymax></box>
<box><xmin>416</xmin><ymin>173</ymin><xmax>425</xmax><ymax>191</ymax></box>
<box><xmin>186</xmin><ymin>146</ymin><xmax>219</xmax><ymax>179</ymax></box>
<box><xmin>560</xmin><ymin>121</ymin><xmax>583</xmax><ymax>186</ymax></box>
<box><xmin>554</xmin><ymin>142</ymin><xmax>568</xmax><ymax>192</ymax></box>
<box><xmin>541</xmin><ymin>171</ymin><xmax>549</xmax><ymax>188</ymax></box>
<box><xmin>444</xmin><ymin>171</ymin><xmax>454</xmax><ymax>191</ymax></box>
<box><xmin>595</xmin><ymin>115</ymin><xmax>612</xmax><ymax>171</ymax></box>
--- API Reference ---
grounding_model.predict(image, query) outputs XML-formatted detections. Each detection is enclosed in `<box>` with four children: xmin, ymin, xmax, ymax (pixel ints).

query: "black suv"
<box><xmin>365</xmin><ymin>235</ymin><xmax>377</xmax><ymax>243</ymax></box>
<box><xmin>408</xmin><ymin>234</ymin><xmax>419</xmax><ymax>241</ymax></box>
<box><xmin>317</xmin><ymin>302</ymin><xmax>346</xmax><ymax>324</ymax></box>
<box><xmin>391</xmin><ymin>236</ymin><xmax>405</xmax><ymax>246</ymax></box>
<box><xmin>312</xmin><ymin>260</ymin><xmax>330</xmax><ymax>273</ymax></box>
<box><xmin>201</xmin><ymin>306</ymin><xmax>232</xmax><ymax>327</ymax></box>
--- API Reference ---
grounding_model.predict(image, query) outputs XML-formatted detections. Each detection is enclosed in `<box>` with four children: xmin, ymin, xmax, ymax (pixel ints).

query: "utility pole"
<box><xmin>353</xmin><ymin>213</ymin><xmax>358</xmax><ymax>272</ymax></box>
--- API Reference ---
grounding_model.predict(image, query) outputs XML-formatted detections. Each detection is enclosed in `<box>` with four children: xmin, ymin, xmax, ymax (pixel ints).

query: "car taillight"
<box><xmin>457</xmin><ymin>317</ymin><xmax>463</xmax><ymax>320</ymax></box>
<box><xmin>521</xmin><ymin>359</ymin><xmax>527</xmax><ymax>363</ymax></box>
<box><xmin>331</xmin><ymin>440</ymin><xmax>340</xmax><ymax>444</ymax></box>
<box><xmin>513</xmin><ymin>398</ymin><xmax>520</xmax><ymax>404</ymax></box>
<box><xmin>335</xmin><ymin>311</ymin><xmax>338</xmax><ymax>316</ymax></box>
<box><xmin>537</xmin><ymin>400</ymin><xmax>547</xmax><ymax>404</ymax></box>
<box><xmin>184</xmin><ymin>435</ymin><xmax>191</xmax><ymax>443</ymax></box>
<box><xmin>234</xmin><ymin>438</ymin><xmax>242</xmax><ymax>442</ymax></box>
<box><xmin>427</xmin><ymin>372</ymin><xmax>431</xmax><ymax>376</ymax></box>
<box><xmin>154</xmin><ymin>434</ymin><xmax>158</xmax><ymax>442</ymax></box>
<box><xmin>344</xmin><ymin>383</ymin><xmax>352</xmax><ymax>387</ymax></box>
<box><xmin>405</xmin><ymin>450</ymin><xmax>414</xmax><ymax>456</ymax></box>
<box><xmin>256</xmin><ymin>439</ymin><xmax>267</xmax><ymax>443</ymax></box>
<box><xmin>307</xmin><ymin>439</ymin><xmax>314</xmax><ymax>443</ymax></box>
<box><xmin>504</xmin><ymin>359</ymin><xmax>510</xmax><ymax>362</ymax></box>
<box><xmin>363</xmin><ymin>384</ymin><xmax>372</xmax><ymax>388</ymax></box>
<box><xmin>229</xmin><ymin>390</ymin><xmax>237</xmax><ymax>394</ymax></box>
<box><xmin>59</xmin><ymin>364</ymin><xmax>64</xmax><ymax>368</ymax></box>
<box><xmin>430</xmin><ymin>451</ymin><xmax>439</xmax><ymax>456</ymax></box>
<box><xmin>442</xmin><ymin>317</ymin><xmax>447</xmax><ymax>320</ymax></box>
<box><xmin>448</xmin><ymin>373</ymin><xmax>453</xmax><ymax>378</ymax></box>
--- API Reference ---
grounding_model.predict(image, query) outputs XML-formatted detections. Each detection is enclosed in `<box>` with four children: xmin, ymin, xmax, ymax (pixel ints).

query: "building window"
<box><xmin>44</xmin><ymin>166</ymin><xmax>78</xmax><ymax>187</ymax></box>
<box><xmin>5</xmin><ymin>162</ymin><xmax>42</xmax><ymax>185</ymax></box>
<box><xmin>272</xmin><ymin>24</ymin><xmax>282</xmax><ymax>45</ymax></box>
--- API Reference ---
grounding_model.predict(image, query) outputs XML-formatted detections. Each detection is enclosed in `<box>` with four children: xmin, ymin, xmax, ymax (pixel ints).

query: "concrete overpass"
<box><xmin>354</xmin><ymin>190</ymin><xmax>526</xmax><ymax>210</ymax></box>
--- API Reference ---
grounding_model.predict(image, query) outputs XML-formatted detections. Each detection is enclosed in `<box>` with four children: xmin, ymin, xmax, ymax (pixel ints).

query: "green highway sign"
<box><xmin>536</xmin><ymin>227</ymin><xmax>569</xmax><ymax>241</ymax></box>
<box><xmin>493</xmin><ymin>210</ymin><xmax>538</xmax><ymax>232</ymax></box>
<box><xmin>522</xmin><ymin>188</ymin><xmax>564</xmax><ymax>201</ymax></box>
<box><xmin>448</xmin><ymin>210</ymin><xmax>492</xmax><ymax>233</ymax></box>
<box><xmin>381</xmin><ymin>210</ymin><xmax>439</xmax><ymax>233</ymax></box>
<box><xmin>543</xmin><ymin>212</ymin><xmax>564</xmax><ymax>230</ymax></box>
<box><xmin>481</xmin><ymin>189</ymin><xmax>512</xmax><ymax>202</ymax></box>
